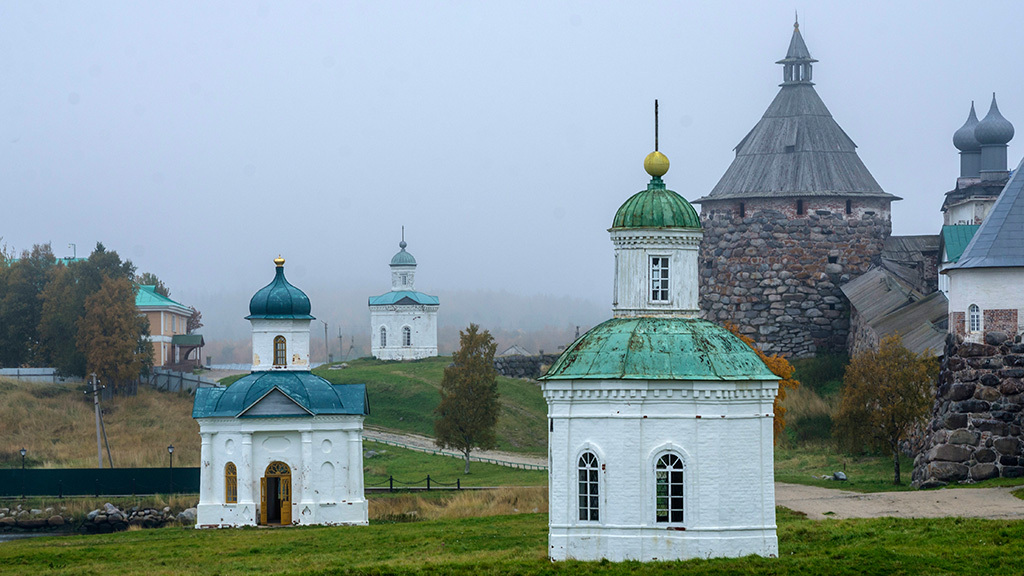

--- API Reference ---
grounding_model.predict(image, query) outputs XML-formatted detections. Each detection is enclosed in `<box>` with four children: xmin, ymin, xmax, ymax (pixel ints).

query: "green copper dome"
<box><xmin>246</xmin><ymin>259</ymin><xmax>313</xmax><ymax>320</ymax></box>
<box><xmin>390</xmin><ymin>240</ymin><xmax>417</xmax><ymax>266</ymax></box>
<box><xmin>541</xmin><ymin>317</ymin><xmax>777</xmax><ymax>381</ymax></box>
<box><xmin>612</xmin><ymin>179</ymin><xmax>701</xmax><ymax>229</ymax></box>
<box><xmin>192</xmin><ymin>371</ymin><xmax>368</xmax><ymax>418</ymax></box>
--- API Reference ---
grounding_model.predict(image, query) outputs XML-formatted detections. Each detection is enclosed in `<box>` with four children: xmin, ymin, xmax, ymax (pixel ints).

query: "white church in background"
<box><xmin>369</xmin><ymin>232</ymin><xmax>439</xmax><ymax>360</ymax></box>
<box><xmin>193</xmin><ymin>257</ymin><xmax>369</xmax><ymax>528</ymax></box>
<box><xmin>539</xmin><ymin>139</ymin><xmax>780</xmax><ymax>561</ymax></box>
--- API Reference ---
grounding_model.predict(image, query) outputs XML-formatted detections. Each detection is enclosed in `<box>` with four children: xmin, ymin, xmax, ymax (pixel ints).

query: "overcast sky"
<box><xmin>2</xmin><ymin>2</ymin><xmax>1022</xmax><ymax>342</ymax></box>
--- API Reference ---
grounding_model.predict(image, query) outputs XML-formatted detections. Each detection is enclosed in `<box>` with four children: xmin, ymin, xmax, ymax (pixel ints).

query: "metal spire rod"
<box><xmin>655</xmin><ymin>99</ymin><xmax>659</xmax><ymax>152</ymax></box>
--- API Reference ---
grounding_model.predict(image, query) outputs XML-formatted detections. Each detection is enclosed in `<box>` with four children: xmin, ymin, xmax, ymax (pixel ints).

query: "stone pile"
<box><xmin>83</xmin><ymin>503</ymin><xmax>197</xmax><ymax>533</ymax></box>
<box><xmin>699</xmin><ymin>207</ymin><xmax>889</xmax><ymax>357</ymax></box>
<box><xmin>0</xmin><ymin>505</ymin><xmax>67</xmax><ymax>531</ymax></box>
<box><xmin>912</xmin><ymin>332</ymin><xmax>1024</xmax><ymax>488</ymax></box>
<box><xmin>493</xmin><ymin>354</ymin><xmax>561</xmax><ymax>380</ymax></box>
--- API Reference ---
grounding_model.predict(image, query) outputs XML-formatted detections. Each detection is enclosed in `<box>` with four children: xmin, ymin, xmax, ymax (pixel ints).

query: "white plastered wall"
<box><xmin>610</xmin><ymin>229</ymin><xmax>703</xmax><ymax>318</ymax></box>
<box><xmin>196</xmin><ymin>415</ymin><xmax>367</xmax><ymax>528</ymax></box>
<box><xmin>946</xmin><ymin>267</ymin><xmax>1024</xmax><ymax>337</ymax></box>
<box><xmin>542</xmin><ymin>378</ymin><xmax>779</xmax><ymax>561</ymax></box>
<box><xmin>250</xmin><ymin>318</ymin><xmax>312</xmax><ymax>371</ymax></box>
<box><xmin>370</xmin><ymin>304</ymin><xmax>439</xmax><ymax>360</ymax></box>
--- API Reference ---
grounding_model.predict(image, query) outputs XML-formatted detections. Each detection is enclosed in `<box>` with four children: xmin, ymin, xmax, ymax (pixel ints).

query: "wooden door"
<box><xmin>260</xmin><ymin>477</ymin><xmax>267</xmax><ymax>525</ymax></box>
<box><xmin>280</xmin><ymin>475</ymin><xmax>291</xmax><ymax>524</ymax></box>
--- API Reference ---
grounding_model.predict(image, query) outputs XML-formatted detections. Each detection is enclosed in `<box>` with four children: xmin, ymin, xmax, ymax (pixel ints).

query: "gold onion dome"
<box><xmin>644</xmin><ymin>151</ymin><xmax>670</xmax><ymax>177</ymax></box>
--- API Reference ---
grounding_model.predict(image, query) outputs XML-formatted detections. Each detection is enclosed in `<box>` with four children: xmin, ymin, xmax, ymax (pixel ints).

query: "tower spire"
<box><xmin>777</xmin><ymin>18</ymin><xmax>817</xmax><ymax>85</ymax></box>
<box><xmin>655</xmin><ymin>99</ymin><xmax>659</xmax><ymax>152</ymax></box>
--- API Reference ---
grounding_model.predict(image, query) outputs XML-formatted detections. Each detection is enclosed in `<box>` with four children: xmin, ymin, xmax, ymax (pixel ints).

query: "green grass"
<box><xmin>775</xmin><ymin>443</ymin><xmax>917</xmax><ymax>492</ymax></box>
<box><xmin>790</xmin><ymin>353</ymin><xmax>847</xmax><ymax>397</ymax></box>
<box><xmin>362</xmin><ymin>441</ymin><xmax>547</xmax><ymax>488</ymax></box>
<box><xmin>312</xmin><ymin>357</ymin><xmax>547</xmax><ymax>455</ymax></box>
<box><xmin>4</xmin><ymin>509</ymin><xmax>1024</xmax><ymax>574</ymax></box>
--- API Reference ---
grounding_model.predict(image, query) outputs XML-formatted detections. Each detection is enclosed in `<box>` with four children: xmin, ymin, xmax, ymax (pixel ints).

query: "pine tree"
<box><xmin>434</xmin><ymin>324</ymin><xmax>500</xmax><ymax>474</ymax></box>
<box><xmin>835</xmin><ymin>334</ymin><xmax>938</xmax><ymax>484</ymax></box>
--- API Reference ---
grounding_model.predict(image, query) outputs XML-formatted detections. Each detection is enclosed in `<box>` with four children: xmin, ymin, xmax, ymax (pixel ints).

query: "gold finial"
<box><xmin>794</xmin><ymin>10</ymin><xmax>799</xmax><ymax>30</ymax></box>
<box><xmin>274</xmin><ymin>255</ymin><xmax>285</xmax><ymax>267</ymax></box>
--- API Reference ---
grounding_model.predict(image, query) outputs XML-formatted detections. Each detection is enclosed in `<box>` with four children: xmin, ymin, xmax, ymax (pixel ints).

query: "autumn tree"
<box><xmin>835</xmin><ymin>334</ymin><xmax>938</xmax><ymax>485</ymax></box>
<box><xmin>76</xmin><ymin>277</ymin><xmax>153</xmax><ymax>396</ymax></box>
<box><xmin>726</xmin><ymin>324</ymin><xmax>800</xmax><ymax>442</ymax></box>
<box><xmin>187</xmin><ymin>306</ymin><xmax>203</xmax><ymax>334</ymax></box>
<box><xmin>434</xmin><ymin>323</ymin><xmax>500</xmax><ymax>474</ymax></box>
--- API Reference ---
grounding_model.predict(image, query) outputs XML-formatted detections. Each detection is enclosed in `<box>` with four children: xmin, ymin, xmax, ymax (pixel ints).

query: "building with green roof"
<box><xmin>135</xmin><ymin>284</ymin><xmax>202</xmax><ymax>367</ymax></box>
<box><xmin>369</xmin><ymin>232</ymin><xmax>440</xmax><ymax>360</ymax></box>
<box><xmin>193</xmin><ymin>257</ymin><xmax>369</xmax><ymax>529</ymax></box>
<box><xmin>540</xmin><ymin>125</ymin><xmax>779</xmax><ymax>562</ymax></box>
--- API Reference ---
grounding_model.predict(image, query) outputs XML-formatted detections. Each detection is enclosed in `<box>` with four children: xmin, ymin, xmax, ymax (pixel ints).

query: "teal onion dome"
<box><xmin>390</xmin><ymin>240</ymin><xmax>417</xmax><ymax>266</ymax></box>
<box><xmin>612</xmin><ymin>187</ymin><xmax>701</xmax><ymax>229</ymax></box>
<box><xmin>246</xmin><ymin>257</ymin><xmax>313</xmax><ymax>319</ymax></box>
<box><xmin>541</xmin><ymin>317</ymin><xmax>777</xmax><ymax>381</ymax></box>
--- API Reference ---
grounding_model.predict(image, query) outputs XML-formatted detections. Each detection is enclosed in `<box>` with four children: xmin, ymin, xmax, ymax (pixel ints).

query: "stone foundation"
<box><xmin>912</xmin><ymin>332</ymin><xmax>1024</xmax><ymax>488</ymax></box>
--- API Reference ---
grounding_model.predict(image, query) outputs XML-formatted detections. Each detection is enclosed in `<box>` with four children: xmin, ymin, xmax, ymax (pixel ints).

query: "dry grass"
<box><xmin>369</xmin><ymin>486</ymin><xmax>547</xmax><ymax>522</ymax></box>
<box><xmin>0</xmin><ymin>378</ymin><xmax>198</xmax><ymax>468</ymax></box>
<box><xmin>782</xmin><ymin>384</ymin><xmax>835</xmax><ymax>422</ymax></box>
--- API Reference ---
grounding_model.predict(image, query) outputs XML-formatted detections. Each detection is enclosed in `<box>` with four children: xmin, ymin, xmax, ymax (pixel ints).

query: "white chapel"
<box><xmin>539</xmin><ymin>142</ymin><xmax>781</xmax><ymax>561</ymax></box>
<box><xmin>369</xmin><ymin>233</ymin><xmax>439</xmax><ymax>360</ymax></box>
<box><xmin>193</xmin><ymin>257</ymin><xmax>369</xmax><ymax>528</ymax></box>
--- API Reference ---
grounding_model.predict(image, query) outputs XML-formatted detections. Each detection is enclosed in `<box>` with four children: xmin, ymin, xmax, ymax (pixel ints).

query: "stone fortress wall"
<box><xmin>913</xmin><ymin>331</ymin><xmax>1024</xmax><ymax>487</ymax></box>
<box><xmin>699</xmin><ymin>197</ymin><xmax>892</xmax><ymax>358</ymax></box>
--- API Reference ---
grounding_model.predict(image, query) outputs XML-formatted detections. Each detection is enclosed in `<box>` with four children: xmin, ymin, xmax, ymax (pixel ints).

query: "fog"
<box><xmin>2</xmin><ymin>2</ymin><xmax>1021</xmax><ymax>354</ymax></box>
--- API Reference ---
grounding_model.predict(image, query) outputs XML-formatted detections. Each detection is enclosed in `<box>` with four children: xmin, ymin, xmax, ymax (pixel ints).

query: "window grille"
<box><xmin>402</xmin><ymin>326</ymin><xmax>411</xmax><ymax>347</ymax></box>
<box><xmin>655</xmin><ymin>453</ymin><xmax>684</xmax><ymax>523</ymax></box>
<box><xmin>273</xmin><ymin>336</ymin><xmax>286</xmax><ymax>366</ymax></box>
<box><xmin>578</xmin><ymin>452</ymin><xmax>600</xmax><ymax>521</ymax></box>
<box><xmin>650</xmin><ymin>257</ymin><xmax>669</xmax><ymax>301</ymax></box>
<box><xmin>225</xmin><ymin>462</ymin><xmax>237</xmax><ymax>504</ymax></box>
<box><xmin>969</xmin><ymin>304</ymin><xmax>982</xmax><ymax>333</ymax></box>
<box><xmin>380</xmin><ymin>327</ymin><xmax>387</xmax><ymax>347</ymax></box>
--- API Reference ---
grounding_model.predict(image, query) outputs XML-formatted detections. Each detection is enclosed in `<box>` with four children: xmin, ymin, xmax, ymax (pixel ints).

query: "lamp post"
<box><xmin>19</xmin><ymin>448</ymin><xmax>26</xmax><ymax>470</ymax></box>
<box><xmin>167</xmin><ymin>444</ymin><xmax>175</xmax><ymax>493</ymax></box>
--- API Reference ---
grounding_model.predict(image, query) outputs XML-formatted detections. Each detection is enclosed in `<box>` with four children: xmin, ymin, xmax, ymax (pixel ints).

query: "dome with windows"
<box><xmin>247</xmin><ymin>257</ymin><xmax>313</xmax><ymax>319</ymax></box>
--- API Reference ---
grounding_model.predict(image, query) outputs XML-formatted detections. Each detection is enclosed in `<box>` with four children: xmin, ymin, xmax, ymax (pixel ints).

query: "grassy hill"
<box><xmin>312</xmin><ymin>357</ymin><xmax>548</xmax><ymax>455</ymax></box>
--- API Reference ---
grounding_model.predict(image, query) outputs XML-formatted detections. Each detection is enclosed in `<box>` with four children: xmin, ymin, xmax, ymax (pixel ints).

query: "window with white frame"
<box><xmin>655</xmin><ymin>453</ymin><xmax>684</xmax><ymax>523</ymax></box>
<box><xmin>380</xmin><ymin>326</ymin><xmax>387</xmax><ymax>348</ymax></box>
<box><xmin>650</xmin><ymin>257</ymin><xmax>669</xmax><ymax>301</ymax></box>
<box><xmin>273</xmin><ymin>335</ymin><xmax>287</xmax><ymax>366</ymax></box>
<box><xmin>402</xmin><ymin>326</ymin><xmax>412</xmax><ymax>347</ymax></box>
<box><xmin>578</xmin><ymin>452</ymin><xmax>600</xmax><ymax>521</ymax></box>
<box><xmin>969</xmin><ymin>304</ymin><xmax>982</xmax><ymax>333</ymax></box>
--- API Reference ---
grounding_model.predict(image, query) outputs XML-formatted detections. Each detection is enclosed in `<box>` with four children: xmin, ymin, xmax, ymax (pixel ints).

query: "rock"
<box><xmin>103</xmin><ymin>503</ymin><xmax>119</xmax><ymax>515</ymax></box>
<box><xmin>29</xmin><ymin>509</ymin><xmax>42</xmax><ymax>515</ymax></box>
<box><xmin>926</xmin><ymin>462</ymin><xmax>969</xmax><ymax>482</ymax></box>
<box><xmin>948</xmin><ymin>384</ymin><xmax>976</xmax><ymax>402</ymax></box>
<box><xmin>47</xmin><ymin>515</ymin><xmax>64</xmax><ymax>527</ymax></box>
<box><xmin>927</xmin><ymin>443</ymin><xmax>973</xmax><ymax>462</ymax></box>
<box><xmin>975</xmin><ymin>448</ymin><xmax>998</xmax><ymax>463</ymax></box>
<box><xmin>107</xmin><ymin>512</ymin><xmax>124</xmax><ymax>523</ymax></box>
<box><xmin>832</xmin><ymin>471</ymin><xmax>847</xmax><ymax>481</ymax></box>
<box><xmin>948</xmin><ymin>429</ymin><xmax>980</xmax><ymax>446</ymax></box>
<box><xmin>86</xmin><ymin>509</ymin><xmax>100</xmax><ymax>522</ymax></box>
<box><xmin>0</xmin><ymin>517</ymin><xmax>15</xmax><ymax>527</ymax></box>
<box><xmin>956</xmin><ymin>400</ymin><xmax>991</xmax><ymax>413</ymax></box>
<box><xmin>978</xmin><ymin>386</ymin><xmax>1002</xmax><ymax>402</ymax></box>
<box><xmin>17</xmin><ymin>518</ymin><xmax>47</xmax><ymax>529</ymax></box>
<box><xmin>986</xmin><ymin>331</ymin><xmax>1009</xmax><ymax>346</ymax></box>
<box><xmin>944</xmin><ymin>413</ymin><xmax>969</xmax><ymax>429</ymax></box>
<box><xmin>970</xmin><ymin>463</ymin><xmax>999</xmax><ymax>481</ymax></box>
<box><xmin>1000</xmin><ymin>379</ymin><xmax>1024</xmax><ymax>396</ymax></box>
<box><xmin>364</xmin><ymin>450</ymin><xmax>378</xmax><ymax>459</ymax></box>
<box><xmin>994</xmin><ymin>437</ymin><xmax>1021</xmax><ymax>456</ymax></box>
<box><xmin>1003</xmin><ymin>466</ymin><xmax>1024</xmax><ymax>478</ymax></box>
<box><xmin>959</xmin><ymin>342</ymin><xmax>999</xmax><ymax>357</ymax></box>
<box><xmin>177</xmin><ymin>508</ymin><xmax>197</xmax><ymax>525</ymax></box>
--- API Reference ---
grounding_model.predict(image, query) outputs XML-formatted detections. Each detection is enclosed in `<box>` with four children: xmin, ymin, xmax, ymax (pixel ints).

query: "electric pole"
<box><xmin>90</xmin><ymin>374</ymin><xmax>102</xmax><ymax>469</ymax></box>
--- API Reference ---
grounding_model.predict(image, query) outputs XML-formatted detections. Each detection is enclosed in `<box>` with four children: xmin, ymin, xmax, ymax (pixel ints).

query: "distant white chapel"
<box><xmin>369</xmin><ymin>233</ymin><xmax>439</xmax><ymax>360</ymax></box>
<box><xmin>193</xmin><ymin>257</ymin><xmax>369</xmax><ymax>528</ymax></box>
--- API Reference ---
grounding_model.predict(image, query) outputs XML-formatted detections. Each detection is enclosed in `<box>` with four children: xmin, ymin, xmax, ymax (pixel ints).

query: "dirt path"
<box><xmin>364</xmin><ymin>427</ymin><xmax>547</xmax><ymax>467</ymax></box>
<box><xmin>776</xmin><ymin>482</ymin><xmax>1024</xmax><ymax>520</ymax></box>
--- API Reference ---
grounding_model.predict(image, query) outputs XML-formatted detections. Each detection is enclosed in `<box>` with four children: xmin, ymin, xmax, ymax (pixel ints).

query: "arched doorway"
<box><xmin>260</xmin><ymin>461</ymin><xmax>292</xmax><ymax>525</ymax></box>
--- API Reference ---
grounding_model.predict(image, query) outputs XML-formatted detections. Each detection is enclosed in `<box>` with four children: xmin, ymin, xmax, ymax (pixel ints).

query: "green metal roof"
<box><xmin>612</xmin><ymin>178</ymin><xmax>701</xmax><ymax>230</ymax></box>
<box><xmin>171</xmin><ymin>334</ymin><xmax>204</xmax><ymax>347</ymax></box>
<box><xmin>247</xmin><ymin>266</ymin><xmax>314</xmax><ymax>320</ymax></box>
<box><xmin>192</xmin><ymin>371</ymin><xmax>368</xmax><ymax>418</ymax></box>
<box><xmin>390</xmin><ymin>243</ymin><xmax>417</xmax><ymax>266</ymax></box>
<box><xmin>541</xmin><ymin>317</ymin><xmax>777</xmax><ymax>381</ymax></box>
<box><xmin>368</xmin><ymin>290</ymin><xmax>440</xmax><ymax>306</ymax></box>
<box><xmin>135</xmin><ymin>285</ymin><xmax>191</xmax><ymax>314</ymax></box>
<box><xmin>942</xmin><ymin>224</ymin><xmax>981</xmax><ymax>263</ymax></box>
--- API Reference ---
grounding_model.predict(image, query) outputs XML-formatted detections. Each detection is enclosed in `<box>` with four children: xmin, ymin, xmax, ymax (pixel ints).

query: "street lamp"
<box><xmin>167</xmin><ymin>444</ymin><xmax>175</xmax><ymax>494</ymax></box>
<box><xmin>19</xmin><ymin>448</ymin><xmax>26</xmax><ymax>470</ymax></box>
<box><xmin>167</xmin><ymin>444</ymin><xmax>174</xmax><ymax>469</ymax></box>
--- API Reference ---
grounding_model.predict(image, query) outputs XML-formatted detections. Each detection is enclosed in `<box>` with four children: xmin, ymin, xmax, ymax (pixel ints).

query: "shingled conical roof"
<box><xmin>696</xmin><ymin>22</ymin><xmax>897</xmax><ymax>203</ymax></box>
<box><xmin>949</xmin><ymin>155</ymin><xmax>1024</xmax><ymax>270</ymax></box>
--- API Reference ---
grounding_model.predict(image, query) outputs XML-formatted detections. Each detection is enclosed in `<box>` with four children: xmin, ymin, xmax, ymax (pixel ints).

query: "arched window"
<box><xmin>273</xmin><ymin>336</ymin><xmax>286</xmax><ymax>366</ymax></box>
<box><xmin>225</xmin><ymin>462</ymin><xmax>237</xmax><ymax>504</ymax></box>
<box><xmin>969</xmin><ymin>304</ymin><xmax>982</xmax><ymax>333</ymax></box>
<box><xmin>380</xmin><ymin>326</ymin><xmax>387</xmax><ymax>348</ymax></box>
<box><xmin>655</xmin><ymin>453</ymin><xmax>684</xmax><ymax>523</ymax></box>
<box><xmin>402</xmin><ymin>326</ymin><xmax>412</xmax><ymax>347</ymax></box>
<box><xmin>578</xmin><ymin>452</ymin><xmax>600</xmax><ymax>521</ymax></box>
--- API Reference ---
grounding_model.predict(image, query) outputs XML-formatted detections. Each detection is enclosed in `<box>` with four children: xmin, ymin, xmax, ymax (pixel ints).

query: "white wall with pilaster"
<box><xmin>610</xmin><ymin>228</ymin><xmax>703</xmax><ymax>318</ymax></box>
<box><xmin>542</xmin><ymin>378</ymin><xmax>779</xmax><ymax>561</ymax></box>
<box><xmin>370</xmin><ymin>304</ymin><xmax>439</xmax><ymax>360</ymax></box>
<box><xmin>250</xmin><ymin>318</ymin><xmax>312</xmax><ymax>371</ymax></box>
<box><xmin>195</xmin><ymin>415</ymin><xmax>367</xmax><ymax>528</ymax></box>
